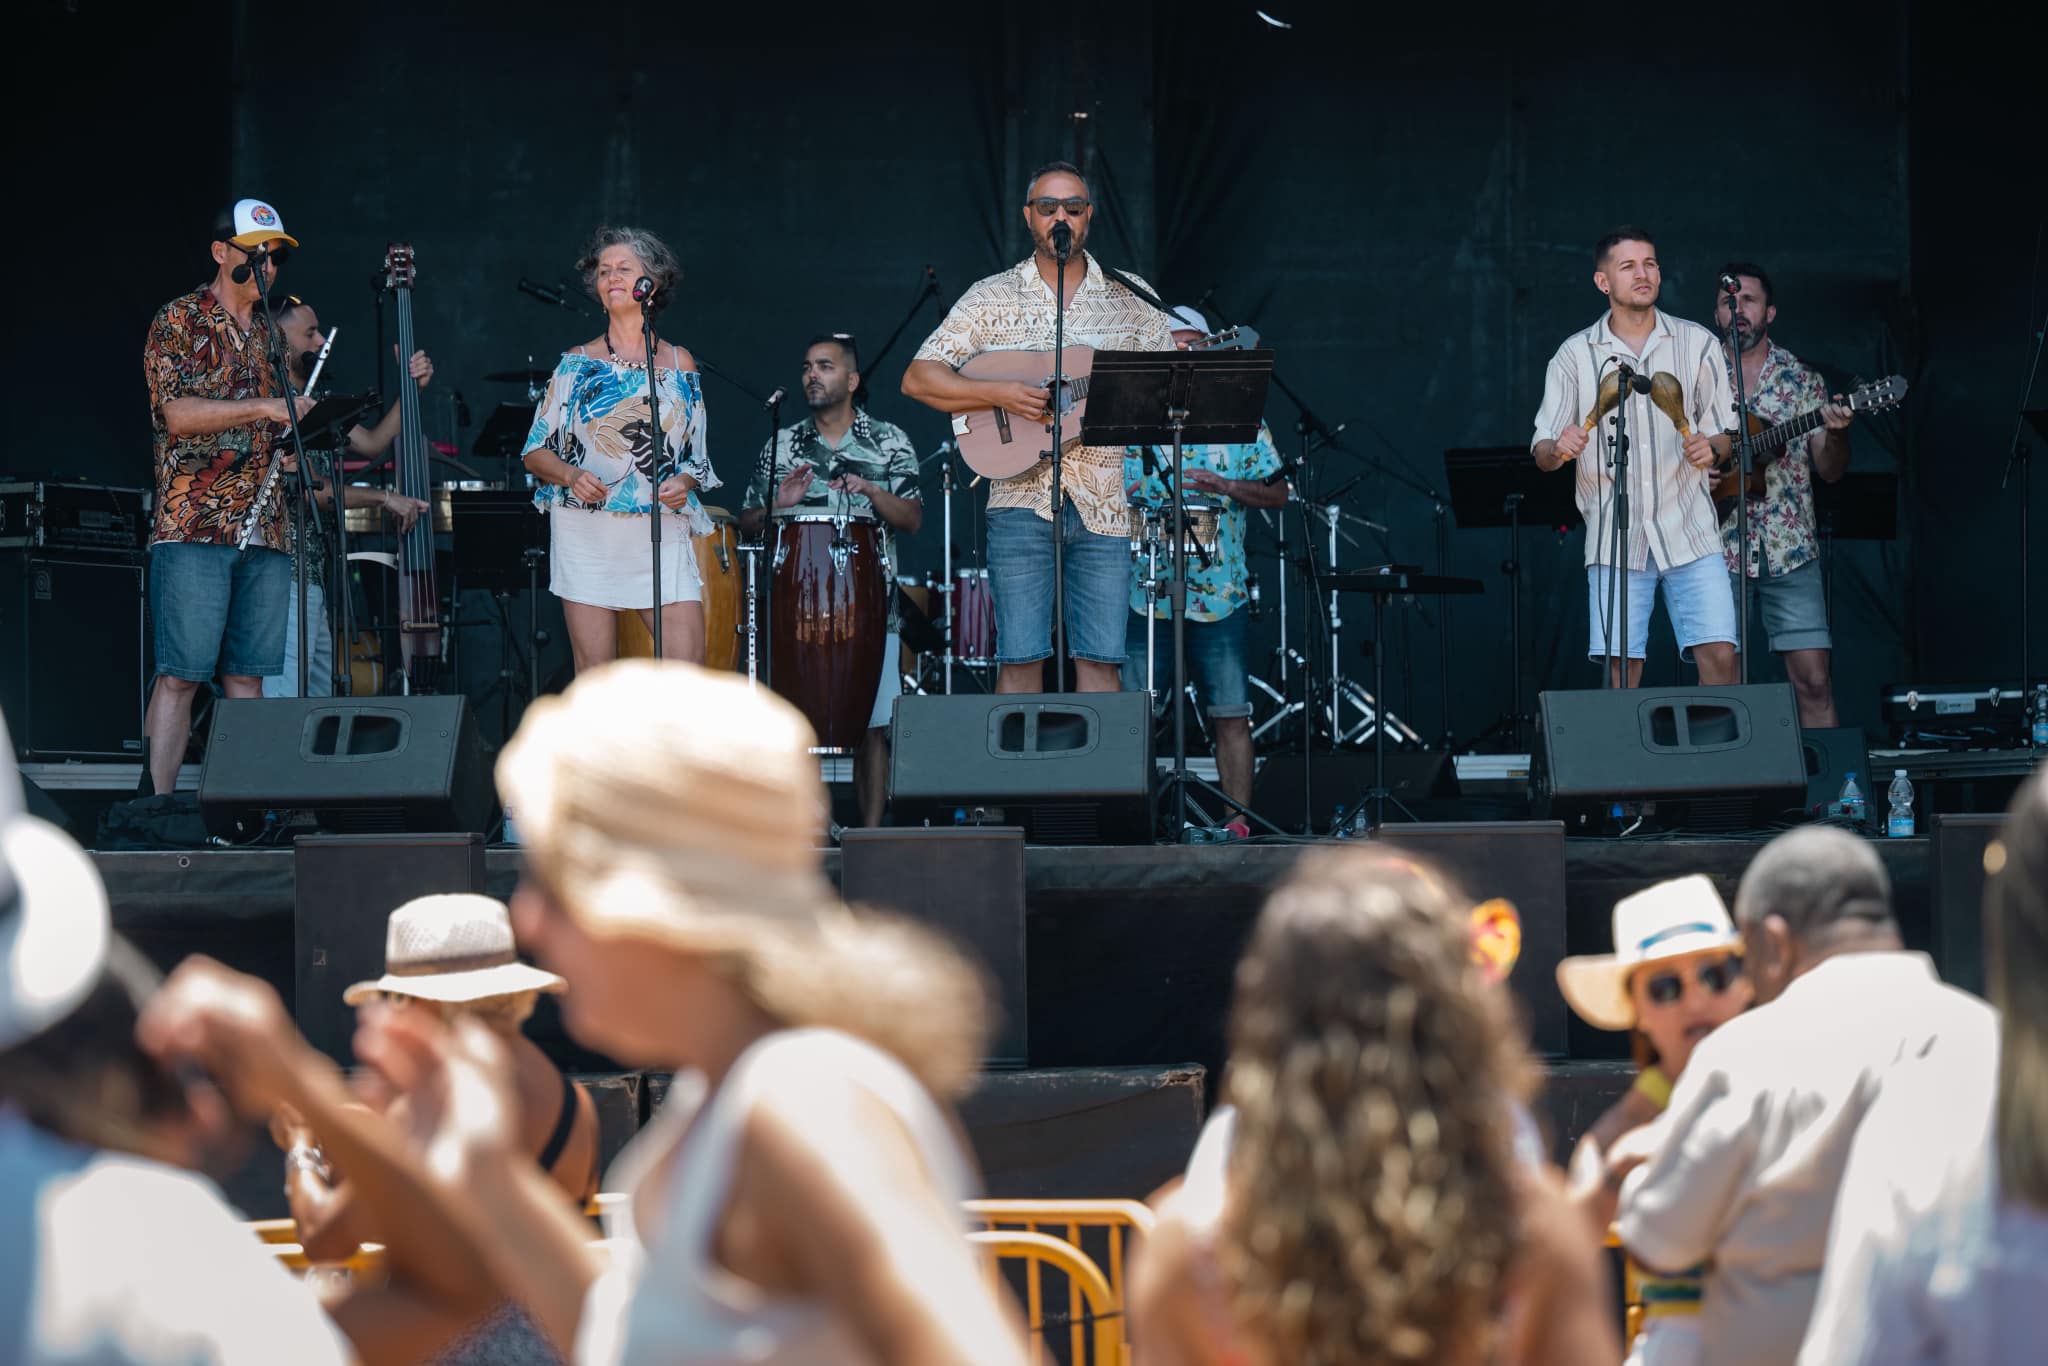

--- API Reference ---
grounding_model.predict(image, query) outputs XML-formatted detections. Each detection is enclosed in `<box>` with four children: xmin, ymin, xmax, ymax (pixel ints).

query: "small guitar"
<box><xmin>1712</xmin><ymin>374</ymin><xmax>1907</xmax><ymax>518</ymax></box>
<box><xmin>951</xmin><ymin>325</ymin><xmax>1260</xmax><ymax>480</ymax></box>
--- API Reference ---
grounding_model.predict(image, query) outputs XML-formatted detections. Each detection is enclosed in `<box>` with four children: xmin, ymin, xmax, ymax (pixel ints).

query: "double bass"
<box><xmin>380</xmin><ymin>243</ymin><xmax>443</xmax><ymax>692</ymax></box>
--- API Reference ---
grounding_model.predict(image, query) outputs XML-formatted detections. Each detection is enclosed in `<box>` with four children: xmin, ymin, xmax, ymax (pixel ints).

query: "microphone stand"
<box><xmin>1999</xmin><ymin>301</ymin><xmax>2045</xmax><ymax>703</ymax></box>
<box><xmin>859</xmin><ymin>266</ymin><xmax>942</xmax><ymax>384</ymax></box>
<box><xmin>700</xmin><ymin>356</ymin><xmax>781</xmax><ymax>687</ymax></box>
<box><xmin>1605</xmin><ymin>360</ymin><xmax>1638</xmax><ymax>691</ymax></box>
<box><xmin>638</xmin><ymin>290</ymin><xmax>666</xmax><ymax>660</ymax></box>
<box><xmin>1049</xmin><ymin>228</ymin><xmax>1072</xmax><ymax>691</ymax></box>
<box><xmin>246</xmin><ymin>247</ymin><xmax>320</xmax><ymax>698</ymax></box>
<box><xmin>1724</xmin><ymin>283</ymin><xmax>1756</xmax><ymax>683</ymax></box>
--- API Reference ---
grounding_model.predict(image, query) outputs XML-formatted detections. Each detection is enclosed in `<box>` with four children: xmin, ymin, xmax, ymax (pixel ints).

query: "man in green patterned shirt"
<box><xmin>743</xmin><ymin>335</ymin><xmax>923</xmax><ymax>826</ymax></box>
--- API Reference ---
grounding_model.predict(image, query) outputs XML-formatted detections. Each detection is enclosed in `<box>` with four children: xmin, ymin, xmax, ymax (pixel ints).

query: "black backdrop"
<box><xmin>10</xmin><ymin>0</ymin><xmax>2043</xmax><ymax>749</ymax></box>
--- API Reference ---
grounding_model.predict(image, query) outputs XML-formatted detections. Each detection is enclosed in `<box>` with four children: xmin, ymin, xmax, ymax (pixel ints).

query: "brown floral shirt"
<box><xmin>1719</xmin><ymin>341</ymin><xmax>1826</xmax><ymax>579</ymax></box>
<box><xmin>144</xmin><ymin>286</ymin><xmax>288</xmax><ymax>551</ymax></box>
<box><xmin>914</xmin><ymin>254</ymin><xmax>1175</xmax><ymax>538</ymax></box>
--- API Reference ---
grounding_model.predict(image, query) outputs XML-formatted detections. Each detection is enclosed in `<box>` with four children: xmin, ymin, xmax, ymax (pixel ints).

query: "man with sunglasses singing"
<box><xmin>1615</xmin><ymin>827</ymin><xmax>1996</xmax><ymax>1363</ymax></box>
<box><xmin>903</xmin><ymin>161</ymin><xmax>1175</xmax><ymax>694</ymax></box>
<box><xmin>141</xmin><ymin>199</ymin><xmax>316</xmax><ymax>799</ymax></box>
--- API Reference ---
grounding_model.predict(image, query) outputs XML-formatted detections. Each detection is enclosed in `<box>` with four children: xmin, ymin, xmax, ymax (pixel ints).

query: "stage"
<box><xmin>98</xmin><ymin>823</ymin><xmax>1979</xmax><ymax>1217</ymax></box>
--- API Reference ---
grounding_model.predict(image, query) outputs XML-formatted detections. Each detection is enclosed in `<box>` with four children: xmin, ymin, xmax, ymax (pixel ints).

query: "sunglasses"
<box><xmin>1643</xmin><ymin>954</ymin><xmax>1743</xmax><ymax>1006</ymax></box>
<box><xmin>1027</xmin><ymin>197</ymin><xmax>1091</xmax><ymax>217</ymax></box>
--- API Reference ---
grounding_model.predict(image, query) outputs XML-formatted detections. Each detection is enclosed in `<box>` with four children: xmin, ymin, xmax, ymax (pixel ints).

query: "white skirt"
<box><xmin>548</xmin><ymin>506</ymin><xmax>702</xmax><ymax>609</ymax></box>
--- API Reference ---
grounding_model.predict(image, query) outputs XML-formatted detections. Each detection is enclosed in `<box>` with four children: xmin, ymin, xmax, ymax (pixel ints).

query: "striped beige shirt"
<box><xmin>1531</xmin><ymin>309</ymin><xmax>1734</xmax><ymax>571</ymax></box>
<box><xmin>914</xmin><ymin>254</ymin><xmax>1175</xmax><ymax>538</ymax></box>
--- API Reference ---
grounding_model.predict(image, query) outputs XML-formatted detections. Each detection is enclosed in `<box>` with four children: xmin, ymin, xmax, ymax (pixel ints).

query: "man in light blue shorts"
<box><xmin>1531</xmin><ymin>226</ymin><xmax>1740</xmax><ymax>687</ymax></box>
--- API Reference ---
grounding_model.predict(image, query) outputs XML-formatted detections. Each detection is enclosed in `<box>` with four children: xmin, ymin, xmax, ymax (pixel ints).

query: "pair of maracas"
<box><xmin>1583</xmin><ymin>369</ymin><xmax>1691</xmax><ymax>435</ymax></box>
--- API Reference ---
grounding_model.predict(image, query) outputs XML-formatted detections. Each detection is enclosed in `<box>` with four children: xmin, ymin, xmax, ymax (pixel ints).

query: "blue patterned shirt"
<box><xmin>1123</xmin><ymin>423</ymin><xmax>1282</xmax><ymax>622</ymax></box>
<box><xmin>522</xmin><ymin>353</ymin><xmax>719</xmax><ymax>534</ymax></box>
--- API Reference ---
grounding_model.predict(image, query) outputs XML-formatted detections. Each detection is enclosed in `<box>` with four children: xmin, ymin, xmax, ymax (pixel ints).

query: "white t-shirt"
<box><xmin>1618</xmin><ymin>952</ymin><xmax>1998</xmax><ymax>1365</ymax></box>
<box><xmin>0</xmin><ymin>1107</ymin><xmax>352</xmax><ymax>1366</ymax></box>
<box><xmin>1797</xmin><ymin>1039</ymin><xmax>2048</xmax><ymax>1365</ymax></box>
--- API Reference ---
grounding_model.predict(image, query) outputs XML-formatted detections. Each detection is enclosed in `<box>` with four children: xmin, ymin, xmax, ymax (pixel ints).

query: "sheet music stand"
<box><xmin>1082</xmin><ymin>347</ymin><xmax>1276</xmax><ymax>841</ymax></box>
<box><xmin>448</xmin><ymin>489</ymin><xmax>548</xmax><ymax>731</ymax></box>
<box><xmin>472</xmin><ymin>402</ymin><xmax>538</xmax><ymax>482</ymax></box>
<box><xmin>291</xmin><ymin>392</ymin><xmax>377</xmax><ymax>451</ymax></box>
<box><xmin>1444</xmin><ymin>447</ymin><xmax>1583</xmax><ymax>751</ymax></box>
<box><xmin>1814</xmin><ymin>471</ymin><xmax>1898</xmax><ymax>628</ymax></box>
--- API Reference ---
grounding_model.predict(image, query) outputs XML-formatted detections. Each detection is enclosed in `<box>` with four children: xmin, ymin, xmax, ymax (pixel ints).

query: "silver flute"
<box><xmin>238</xmin><ymin>326</ymin><xmax>335</xmax><ymax>551</ymax></box>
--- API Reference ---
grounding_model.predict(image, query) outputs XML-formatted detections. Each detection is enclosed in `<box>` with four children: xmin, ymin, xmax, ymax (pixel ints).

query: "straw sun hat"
<box><xmin>495</xmin><ymin>660</ymin><xmax>836</xmax><ymax>947</ymax></box>
<box><xmin>343</xmin><ymin>894</ymin><xmax>565</xmax><ymax>1006</ymax></box>
<box><xmin>1555</xmin><ymin>874</ymin><xmax>1742</xmax><ymax>1032</ymax></box>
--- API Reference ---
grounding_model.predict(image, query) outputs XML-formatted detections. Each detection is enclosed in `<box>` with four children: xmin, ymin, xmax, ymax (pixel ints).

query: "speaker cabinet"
<box><xmin>1931</xmin><ymin>813</ymin><xmax>2003</xmax><ymax>999</ymax></box>
<box><xmin>1535</xmin><ymin>684</ymin><xmax>1805</xmax><ymax>830</ymax></box>
<box><xmin>0</xmin><ymin>552</ymin><xmax>145</xmax><ymax>760</ymax></box>
<box><xmin>1372</xmin><ymin>821</ymin><xmax>1569</xmax><ymax>1058</ymax></box>
<box><xmin>890</xmin><ymin>692</ymin><xmax>1153</xmax><ymax>844</ymax></box>
<box><xmin>293</xmin><ymin>833</ymin><xmax>488</xmax><ymax>1061</ymax></box>
<box><xmin>200</xmin><ymin>696</ymin><xmax>497</xmax><ymax>839</ymax></box>
<box><xmin>840</xmin><ymin>827</ymin><xmax>1027</xmax><ymax>1068</ymax></box>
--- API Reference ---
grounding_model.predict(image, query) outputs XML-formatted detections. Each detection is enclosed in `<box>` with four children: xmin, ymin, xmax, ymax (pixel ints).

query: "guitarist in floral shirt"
<box><xmin>1713</xmin><ymin>263</ymin><xmax>1854</xmax><ymax>727</ymax></box>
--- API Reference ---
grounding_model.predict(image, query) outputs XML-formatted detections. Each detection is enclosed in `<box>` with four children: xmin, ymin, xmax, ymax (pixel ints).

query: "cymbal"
<box><xmin>483</xmin><ymin>367</ymin><xmax>553</xmax><ymax>383</ymax></box>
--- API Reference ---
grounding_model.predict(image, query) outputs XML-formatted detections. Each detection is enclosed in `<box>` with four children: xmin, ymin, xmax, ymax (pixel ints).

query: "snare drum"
<box><xmin>952</xmin><ymin>567</ymin><xmax>996</xmax><ymax>667</ymax></box>
<box><xmin>768</xmin><ymin>511</ymin><xmax>886</xmax><ymax>751</ymax></box>
<box><xmin>615</xmin><ymin>505</ymin><xmax>741</xmax><ymax>669</ymax></box>
<box><xmin>1126</xmin><ymin>494</ymin><xmax>1223</xmax><ymax>560</ymax></box>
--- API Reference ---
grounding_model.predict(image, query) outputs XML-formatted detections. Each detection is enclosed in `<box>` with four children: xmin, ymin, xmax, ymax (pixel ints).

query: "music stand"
<box><xmin>1444</xmin><ymin>447</ymin><xmax>1582</xmax><ymax>751</ymax></box>
<box><xmin>472</xmin><ymin>402</ymin><xmax>538</xmax><ymax>483</ymax></box>
<box><xmin>449</xmin><ymin>490</ymin><xmax>548</xmax><ymax>734</ymax></box>
<box><xmin>1814</xmin><ymin>471</ymin><xmax>1898</xmax><ymax>627</ymax></box>
<box><xmin>291</xmin><ymin>392</ymin><xmax>377</xmax><ymax>451</ymax></box>
<box><xmin>1082</xmin><ymin>347</ymin><xmax>1276</xmax><ymax>841</ymax></box>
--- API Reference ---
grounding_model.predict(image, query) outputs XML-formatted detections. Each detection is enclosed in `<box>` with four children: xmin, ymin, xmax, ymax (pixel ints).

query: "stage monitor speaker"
<box><xmin>1799</xmin><ymin>726</ymin><xmax>1870</xmax><ymax>817</ymax></box>
<box><xmin>0</xmin><ymin>551</ymin><xmax>145</xmax><ymax>760</ymax></box>
<box><xmin>1251</xmin><ymin>752</ymin><xmax>1456</xmax><ymax>833</ymax></box>
<box><xmin>1372</xmin><ymin>821</ymin><xmax>1569</xmax><ymax>1058</ymax></box>
<box><xmin>839</xmin><ymin>827</ymin><xmax>1027</xmax><ymax>1068</ymax></box>
<box><xmin>1535</xmin><ymin>684</ymin><xmax>1805</xmax><ymax>831</ymax></box>
<box><xmin>1931</xmin><ymin>813</ymin><xmax>2003</xmax><ymax>999</ymax></box>
<box><xmin>200</xmin><ymin>696</ymin><xmax>497</xmax><ymax>839</ymax></box>
<box><xmin>890</xmin><ymin>692</ymin><xmax>1153</xmax><ymax>844</ymax></box>
<box><xmin>294</xmin><ymin>833</ymin><xmax>488</xmax><ymax>1062</ymax></box>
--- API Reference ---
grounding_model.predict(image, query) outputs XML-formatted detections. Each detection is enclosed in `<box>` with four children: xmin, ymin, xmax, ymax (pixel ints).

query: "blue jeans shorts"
<box><xmin>1121</xmin><ymin>609</ymin><xmax>1252</xmax><ymax>717</ymax></box>
<box><xmin>150</xmin><ymin>541</ymin><xmax>291</xmax><ymax>680</ymax></box>
<box><xmin>986</xmin><ymin>503</ymin><xmax>1131</xmax><ymax>666</ymax></box>
<box><xmin>1587</xmin><ymin>551</ymin><xmax>1737</xmax><ymax>663</ymax></box>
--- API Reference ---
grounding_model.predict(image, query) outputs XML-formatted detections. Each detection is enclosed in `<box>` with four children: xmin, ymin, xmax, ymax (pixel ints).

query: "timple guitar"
<box><xmin>951</xmin><ymin>326</ymin><xmax>1260</xmax><ymax>480</ymax></box>
<box><xmin>1712</xmin><ymin>374</ymin><xmax>1907</xmax><ymax>518</ymax></box>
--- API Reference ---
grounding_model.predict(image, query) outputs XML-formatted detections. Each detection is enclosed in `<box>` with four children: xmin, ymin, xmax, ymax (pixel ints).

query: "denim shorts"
<box><xmin>150</xmin><ymin>541</ymin><xmax>291</xmax><ymax>680</ymax></box>
<box><xmin>1121</xmin><ymin>609</ymin><xmax>1253</xmax><ymax>717</ymax></box>
<box><xmin>985</xmin><ymin>504</ymin><xmax>1132</xmax><ymax>665</ymax></box>
<box><xmin>262</xmin><ymin>581</ymin><xmax>334</xmax><ymax>697</ymax></box>
<box><xmin>1587</xmin><ymin>551</ymin><xmax>1737</xmax><ymax>663</ymax></box>
<box><xmin>1733</xmin><ymin>559</ymin><xmax>1832</xmax><ymax>653</ymax></box>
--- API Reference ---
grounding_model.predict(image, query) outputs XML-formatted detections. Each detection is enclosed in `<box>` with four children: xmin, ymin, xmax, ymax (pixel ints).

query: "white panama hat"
<box><xmin>1555</xmin><ymin>874</ymin><xmax>1741</xmax><ymax>1032</ymax></box>
<box><xmin>343</xmin><ymin>893</ymin><xmax>564</xmax><ymax>1006</ymax></box>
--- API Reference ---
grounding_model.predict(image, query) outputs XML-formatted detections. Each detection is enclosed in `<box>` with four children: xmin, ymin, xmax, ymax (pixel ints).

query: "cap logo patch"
<box><xmin>250</xmin><ymin>203</ymin><xmax>278</xmax><ymax>226</ymax></box>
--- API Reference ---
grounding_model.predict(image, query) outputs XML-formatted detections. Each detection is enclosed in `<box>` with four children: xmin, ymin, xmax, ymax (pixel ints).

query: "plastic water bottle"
<box><xmin>1887</xmin><ymin>770</ymin><xmax>1916</xmax><ymax>838</ymax></box>
<box><xmin>1331</xmin><ymin>806</ymin><xmax>1350</xmax><ymax>839</ymax></box>
<box><xmin>1349</xmin><ymin>806</ymin><xmax>1370</xmax><ymax>839</ymax></box>
<box><xmin>2032</xmin><ymin>684</ymin><xmax>2048</xmax><ymax>748</ymax></box>
<box><xmin>1836</xmin><ymin>771</ymin><xmax>1866</xmax><ymax>828</ymax></box>
<box><xmin>500</xmin><ymin>804</ymin><xmax>519</xmax><ymax>845</ymax></box>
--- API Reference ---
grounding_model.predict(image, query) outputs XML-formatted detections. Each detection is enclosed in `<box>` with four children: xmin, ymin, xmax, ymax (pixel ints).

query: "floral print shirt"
<box><xmin>143</xmin><ymin>287</ymin><xmax>289</xmax><ymax>551</ymax></box>
<box><xmin>1720</xmin><ymin>341</ymin><xmax>1825</xmax><ymax>579</ymax></box>
<box><xmin>1123</xmin><ymin>423</ymin><xmax>1282</xmax><ymax>622</ymax></box>
<box><xmin>523</xmin><ymin>353</ymin><xmax>719</xmax><ymax>534</ymax></box>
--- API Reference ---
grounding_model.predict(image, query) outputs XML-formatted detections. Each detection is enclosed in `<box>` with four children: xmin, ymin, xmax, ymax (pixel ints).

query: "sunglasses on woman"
<box><xmin>1643</xmin><ymin>954</ymin><xmax>1743</xmax><ymax>1006</ymax></box>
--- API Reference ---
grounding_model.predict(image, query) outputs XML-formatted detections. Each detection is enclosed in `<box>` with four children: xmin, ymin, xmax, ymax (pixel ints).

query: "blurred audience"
<box><xmin>1799</xmin><ymin>768</ymin><xmax>2048</xmax><ymax>1364</ymax></box>
<box><xmin>1130</xmin><ymin>847</ymin><xmax>1618</xmax><ymax>1366</ymax></box>
<box><xmin>1558</xmin><ymin>874</ymin><xmax>1753</xmax><ymax>1362</ymax></box>
<box><xmin>1618</xmin><ymin>826</ymin><xmax>1997</xmax><ymax>1363</ymax></box>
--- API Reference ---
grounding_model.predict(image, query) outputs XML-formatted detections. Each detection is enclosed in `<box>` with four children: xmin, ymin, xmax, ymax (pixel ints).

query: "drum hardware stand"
<box><xmin>698</xmin><ymin>357</ymin><xmax>782</xmax><ymax>688</ymax></box>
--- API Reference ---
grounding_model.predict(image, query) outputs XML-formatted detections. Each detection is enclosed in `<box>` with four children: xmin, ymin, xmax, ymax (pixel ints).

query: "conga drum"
<box><xmin>616</xmin><ymin>505</ymin><xmax>741</xmax><ymax>669</ymax></box>
<box><xmin>768</xmin><ymin>511</ymin><xmax>886</xmax><ymax>751</ymax></box>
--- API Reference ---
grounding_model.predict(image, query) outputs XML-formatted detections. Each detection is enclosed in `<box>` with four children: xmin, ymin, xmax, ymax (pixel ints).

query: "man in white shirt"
<box><xmin>1532</xmin><ymin>227</ymin><xmax>1739</xmax><ymax>688</ymax></box>
<box><xmin>1617</xmin><ymin>826</ymin><xmax>1998</xmax><ymax>1365</ymax></box>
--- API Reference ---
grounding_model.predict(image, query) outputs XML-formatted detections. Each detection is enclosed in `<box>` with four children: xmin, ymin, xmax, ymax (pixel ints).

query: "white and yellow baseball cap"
<box><xmin>215</xmin><ymin>198</ymin><xmax>300</xmax><ymax>249</ymax></box>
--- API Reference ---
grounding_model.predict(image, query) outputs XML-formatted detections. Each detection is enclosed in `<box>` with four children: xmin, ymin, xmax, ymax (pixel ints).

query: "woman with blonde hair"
<box><xmin>1130</xmin><ymin>847</ymin><xmax>1617</xmax><ymax>1366</ymax></box>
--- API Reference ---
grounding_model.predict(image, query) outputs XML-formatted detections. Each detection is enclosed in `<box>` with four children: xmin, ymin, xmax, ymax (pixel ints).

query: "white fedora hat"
<box><xmin>1555</xmin><ymin>874</ymin><xmax>1740</xmax><ymax>1032</ymax></box>
<box><xmin>343</xmin><ymin>893</ymin><xmax>564</xmax><ymax>1006</ymax></box>
<box><xmin>0</xmin><ymin>713</ymin><xmax>111</xmax><ymax>1051</ymax></box>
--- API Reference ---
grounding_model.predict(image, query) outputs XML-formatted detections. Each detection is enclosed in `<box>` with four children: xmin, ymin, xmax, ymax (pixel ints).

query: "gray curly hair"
<box><xmin>576</xmin><ymin>225</ymin><xmax>682</xmax><ymax>311</ymax></box>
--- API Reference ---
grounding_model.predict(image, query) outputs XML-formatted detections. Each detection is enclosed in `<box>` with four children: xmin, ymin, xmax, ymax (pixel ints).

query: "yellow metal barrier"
<box><xmin>968</xmin><ymin>1229</ymin><xmax>1124</xmax><ymax>1366</ymax></box>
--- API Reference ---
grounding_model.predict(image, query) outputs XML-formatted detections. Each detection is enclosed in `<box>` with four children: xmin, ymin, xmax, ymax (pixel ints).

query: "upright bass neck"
<box><xmin>381</xmin><ymin>242</ymin><xmax>443</xmax><ymax>687</ymax></box>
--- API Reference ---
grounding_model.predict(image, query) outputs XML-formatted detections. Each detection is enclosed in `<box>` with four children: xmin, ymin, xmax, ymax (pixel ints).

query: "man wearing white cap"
<box><xmin>1120</xmin><ymin>305</ymin><xmax>1288</xmax><ymax>831</ymax></box>
<box><xmin>1615</xmin><ymin>827</ymin><xmax>1997</xmax><ymax>1363</ymax></box>
<box><xmin>0</xmin><ymin>712</ymin><xmax>351</xmax><ymax>1364</ymax></box>
<box><xmin>141</xmin><ymin>199</ymin><xmax>315</xmax><ymax>799</ymax></box>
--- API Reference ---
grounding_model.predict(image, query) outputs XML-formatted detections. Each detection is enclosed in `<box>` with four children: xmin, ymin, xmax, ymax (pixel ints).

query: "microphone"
<box><xmin>631</xmin><ymin>275</ymin><xmax>658</xmax><ymax>305</ymax></box>
<box><xmin>764</xmin><ymin>386</ymin><xmax>787</xmax><ymax>411</ymax></box>
<box><xmin>1615</xmin><ymin>360</ymin><xmax>1651</xmax><ymax>395</ymax></box>
<box><xmin>1719</xmin><ymin>272</ymin><xmax>1742</xmax><ymax>295</ymax></box>
<box><xmin>1050</xmin><ymin>221</ymin><xmax>1073</xmax><ymax>262</ymax></box>
<box><xmin>518</xmin><ymin>278</ymin><xmax>575</xmax><ymax>309</ymax></box>
<box><xmin>229</xmin><ymin>244</ymin><xmax>268</xmax><ymax>285</ymax></box>
<box><xmin>1247</xmin><ymin>571</ymin><xmax>1262</xmax><ymax>619</ymax></box>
